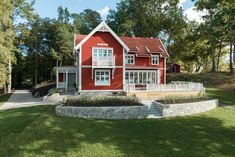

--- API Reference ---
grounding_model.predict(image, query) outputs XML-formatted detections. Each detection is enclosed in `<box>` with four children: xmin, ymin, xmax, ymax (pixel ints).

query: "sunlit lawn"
<box><xmin>0</xmin><ymin>105</ymin><xmax>235</xmax><ymax>157</ymax></box>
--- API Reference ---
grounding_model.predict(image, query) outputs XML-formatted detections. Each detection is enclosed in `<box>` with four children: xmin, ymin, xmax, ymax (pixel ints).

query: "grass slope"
<box><xmin>0</xmin><ymin>106</ymin><xmax>235</xmax><ymax>157</ymax></box>
<box><xmin>169</xmin><ymin>72</ymin><xmax>235</xmax><ymax>106</ymax></box>
<box><xmin>0</xmin><ymin>93</ymin><xmax>12</xmax><ymax>106</ymax></box>
<box><xmin>206</xmin><ymin>88</ymin><xmax>235</xmax><ymax>106</ymax></box>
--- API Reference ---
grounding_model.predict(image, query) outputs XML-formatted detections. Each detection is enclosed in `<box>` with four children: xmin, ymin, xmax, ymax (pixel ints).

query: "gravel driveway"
<box><xmin>0</xmin><ymin>90</ymin><xmax>44</xmax><ymax>110</ymax></box>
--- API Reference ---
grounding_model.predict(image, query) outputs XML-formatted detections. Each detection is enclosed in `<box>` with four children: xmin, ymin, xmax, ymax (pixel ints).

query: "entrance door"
<box><xmin>68</xmin><ymin>73</ymin><xmax>76</xmax><ymax>90</ymax></box>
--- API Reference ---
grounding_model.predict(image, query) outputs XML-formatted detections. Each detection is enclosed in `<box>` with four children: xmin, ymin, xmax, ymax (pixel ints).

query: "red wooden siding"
<box><xmin>82</xmin><ymin>32</ymin><xmax>123</xmax><ymax>66</ymax></box>
<box><xmin>59</xmin><ymin>73</ymin><xmax>64</xmax><ymax>82</ymax></box>
<box><xmin>81</xmin><ymin>31</ymin><xmax>124</xmax><ymax>90</ymax></box>
<box><xmin>81</xmin><ymin>68</ymin><xmax>123</xmax><ymax>90</ymax></box>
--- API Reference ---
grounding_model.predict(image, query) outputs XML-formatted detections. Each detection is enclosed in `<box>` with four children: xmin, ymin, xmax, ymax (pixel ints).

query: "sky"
<box><xmin>34</xmin><ymin>0</ymin><xmax>205</xmax><ymax>22</ymax></box>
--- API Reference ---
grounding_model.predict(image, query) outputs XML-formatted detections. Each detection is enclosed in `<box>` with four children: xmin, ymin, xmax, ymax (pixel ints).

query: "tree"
<box><xmin>72</xmin><ymin>9</ymin><xmax>102</xmax><ymax>34</ymax></box>
<box><xmin>195</xmin><ymin>0</ymin><xmax>235</xmax><ymax>74</ymax></box>
<box><xmin>0</xmin><ymin>0</ymin><xmax>18</xmax><ymax>92</ymax></box>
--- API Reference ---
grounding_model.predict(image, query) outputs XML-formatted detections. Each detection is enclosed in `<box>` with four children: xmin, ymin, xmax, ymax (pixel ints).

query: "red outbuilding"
<box><xmin>166</xmin><ymin>62</ymin><xmax>181</xmax><ymax>73</ymax></box>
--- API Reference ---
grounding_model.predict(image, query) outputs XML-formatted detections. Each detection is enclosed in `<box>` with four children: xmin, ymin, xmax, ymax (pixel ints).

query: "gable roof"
<box><xmin>74</xmin><ymin>22</ymin><xmax>169</xmax><ymax>58</ymax></box>
<box><xmin>120</xmin><ymin>36</ymin><xmax>169</xmax><ymax>57</ymax></box>
<box><xmin>74</xmin><ymin>22</ymin><xmax>129</xmax><ymax>51</ymax></box>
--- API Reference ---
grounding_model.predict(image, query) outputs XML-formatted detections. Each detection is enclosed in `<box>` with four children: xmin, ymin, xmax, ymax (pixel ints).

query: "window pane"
<box><xmin>134</xmin><ymin>72</ymin><xmax>138</xmax><ymax>83</ymax></box>
<box><xmin>148</xmin><ymin>72</ymin><xmax>152</xmax><ymax>83</ymax></box>
<box><xmin>143</xmin><ymin>72</ymin><xmax>146</xmax><ymax>83</ymax></box>
<box><xmin>152</xmin><ymin>72</ymin><xmax>155</xmax><ymax>83</ymax></box>
<box><xmin>139</xmin><ymin>72</ymin><xmax>142</xmax><ymax>83</ymax></box>
<box><xmin>130</xmin><ymin>72</ymin><xmax>134</xmax><ymax>83</ymax></box>
<box><xmin>125</xmin><ymin>72</ymin><xmax>129</xmax><ymax>84</ymax></box>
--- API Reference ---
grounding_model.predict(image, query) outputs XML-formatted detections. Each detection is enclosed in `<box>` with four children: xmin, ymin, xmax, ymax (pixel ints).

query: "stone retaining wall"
<box><xmin>56</xmin><ymin>105</ymin><xmax>148</xmax><ymax>119</ymax></box>
<box><xmin>157</xmin><ymin>99</ymin><xmax>218</xmax><ymax>117</ymax></box>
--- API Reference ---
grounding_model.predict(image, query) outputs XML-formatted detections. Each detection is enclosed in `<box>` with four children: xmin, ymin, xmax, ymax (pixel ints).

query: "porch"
<box><xmin>55</xmin><ymin>66</ymin><xmax>77</xmax><ymax>91</ymax></box>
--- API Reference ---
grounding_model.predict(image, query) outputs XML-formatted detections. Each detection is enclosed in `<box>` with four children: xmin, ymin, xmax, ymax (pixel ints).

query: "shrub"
<box><xmin>65</xmin><ymin>96</ymin><xmax>142</xmax><ymax>107</ymax></box>
<box><xmin>159</xmin><ymin>94</ymin><xmax>209</xmax><ymax>104</ymax></box>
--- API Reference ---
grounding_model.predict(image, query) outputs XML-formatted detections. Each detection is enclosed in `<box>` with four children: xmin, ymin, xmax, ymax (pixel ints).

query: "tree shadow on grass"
<box><xmin>1</xmin><ymin>106</ymin><xmax>235</xmax><ymax>157</ymax></box>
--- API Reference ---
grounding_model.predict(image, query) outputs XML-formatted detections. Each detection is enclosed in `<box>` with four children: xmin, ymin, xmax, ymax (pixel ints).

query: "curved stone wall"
<box><xmin>157</xmin><ymin>99</ymin><xmax>218</xmax><ymax>117</ymax></box>
<box><xmin>56</xmin><ymin>105</ymin><xmax>148</xmax><ymax>119</ymax></box>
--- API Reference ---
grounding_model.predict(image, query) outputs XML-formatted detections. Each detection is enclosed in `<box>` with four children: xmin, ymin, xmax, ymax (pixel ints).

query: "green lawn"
<box><xmin>0</xmin><ymin>105</ymin><xmax>235</xmax><ymax>157</ymax></box>
<box><xmin>0</xmin><ymin>93</ymin><xmax>11</xmax><ymax>106</ymax></box>
<box><xmin>206</xmin><ymin>88</ymin><xmax>235</xmax><ymax>106</ymax></box>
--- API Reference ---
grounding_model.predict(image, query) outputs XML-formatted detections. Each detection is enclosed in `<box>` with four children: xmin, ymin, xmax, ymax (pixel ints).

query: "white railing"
<box><xmin>124</xmin><ymin>82</ymin><xmax>204</xmax><ymax>93</ymax></box>
<box><xmin>92</xmin><ymin>56</ymin><xmax>115</xmax><ymax>67</ymax></box>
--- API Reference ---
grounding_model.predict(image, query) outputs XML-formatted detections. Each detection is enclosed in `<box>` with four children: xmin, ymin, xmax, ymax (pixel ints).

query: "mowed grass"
<box><xmin>206</xmin><ymin>88</ymin><xmax>235</xmax><ymax>106</ymax></box>
<box><xmin>0</xmin><ymin>93</ymin><xmax>12</xmax><ymax>106</ymax></box>
<box><xmin>0</xmin><ymin>105</ymin><xmax>235</xmax><ymax>157</ymax></box>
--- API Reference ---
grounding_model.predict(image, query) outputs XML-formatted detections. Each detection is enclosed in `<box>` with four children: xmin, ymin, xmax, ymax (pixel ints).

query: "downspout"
<box><xmin>164</xmin><ymin>58</ymin><xmax>167</xmax><ymax>84</ymax></box>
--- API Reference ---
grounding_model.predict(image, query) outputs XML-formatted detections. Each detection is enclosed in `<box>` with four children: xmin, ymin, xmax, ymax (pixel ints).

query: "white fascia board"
<box><xmin>74</xmin><ymin>22</ymin><xmax>129</xmax><ymax>52</ymax></box>
<box><xmin>159</xmin><ymin>39</ymin><xmax>169</xmax><ymax>57</ymax></box>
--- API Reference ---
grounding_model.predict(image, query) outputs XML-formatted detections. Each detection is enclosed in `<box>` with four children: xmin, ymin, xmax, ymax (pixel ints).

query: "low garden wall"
<box><xmin>56</xmin><ymin>105</ymin><xmax>148</xmax><ymax>119</ymax></box>
<box><xmin>157</xmin><ymin>99</ymin><xmax>218</xmax><ymax>117</ymax></box>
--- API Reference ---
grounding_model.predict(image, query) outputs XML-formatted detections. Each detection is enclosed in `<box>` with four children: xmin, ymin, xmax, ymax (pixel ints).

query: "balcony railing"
<box><xmin>92</xmin><ymin>56</ymin><xmax>115</xmax><ymax>67</ymax></box>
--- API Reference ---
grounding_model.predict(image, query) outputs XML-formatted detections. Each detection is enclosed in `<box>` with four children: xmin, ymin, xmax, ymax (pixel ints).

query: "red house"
<box><xmin>55</xmin><ymin>22</ymin><xmax>169</xmax><ymax>93</ymax></box>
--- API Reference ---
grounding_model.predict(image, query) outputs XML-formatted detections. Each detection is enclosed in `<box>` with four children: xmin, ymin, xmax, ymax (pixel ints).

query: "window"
<box><xmin>151</xmin><ymin>55</ymin><xmax>159</xmax><ymax>65</ymax></box>
<box><xmin>125</xmin><ymin>55</ymin><xmax>135</xmax><ymax>64</ymax></box>
<box><xmin>93</xmin><ymin>48</ymin><xmax>113</xmax><ymax>66</ymax></box>
<box><xmin>95</xmin><ymin>70</ymin><xmax>110</xmax><ymax>86</ymax></box>
<box><xmin>125</xmin><ymin>71</ymin><xmax>158</xmax><ymax>84</ymax></box>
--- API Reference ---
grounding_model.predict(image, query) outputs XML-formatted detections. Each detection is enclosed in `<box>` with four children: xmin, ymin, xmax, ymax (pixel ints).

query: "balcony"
<box><xmin>92</xmin><ymin>56</ymin><xmax>115</xmax><ymax>68</ymax></box>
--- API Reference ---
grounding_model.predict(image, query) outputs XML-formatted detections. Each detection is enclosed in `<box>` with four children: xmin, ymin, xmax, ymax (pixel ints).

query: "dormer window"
<box><xmin>151</xmin><ymin>55</ymin><xmax>159</xmax><ymax>65</ymax></box>
<box><xmin>125</xmin><ymin>54</ymin><xmax>135</xmax><ymax>64</ymax></box>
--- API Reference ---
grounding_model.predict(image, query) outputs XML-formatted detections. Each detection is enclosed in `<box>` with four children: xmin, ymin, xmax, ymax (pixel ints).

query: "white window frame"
<box><xmin>151</xmin><ymin>55</ymin><xmax>159</xmax><ymax>65</ymax></box>
<box><xmin>92</xmin><ymin>47</ymin><xmax>113</xmax><ymax>59</ymax></box>
<box><xmin>95</xmin><ymin>70</ymin><xmax>110</xmax><ymax>86</ymax></box>
<box><xmin>125</xmin><ymin>70</ymin><xmax>159</xmax><ymax>84</ymax></box>
<box><xmin>125</xmin><ymin>54</ymin><xmax>135</xmax><ymax>64</ymax></box>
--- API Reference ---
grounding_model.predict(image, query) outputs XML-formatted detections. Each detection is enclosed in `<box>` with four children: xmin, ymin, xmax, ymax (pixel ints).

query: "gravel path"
<box><xmin>0</xmin><ymin>90</ymin><xmax>44</xmax><ymax>110</ymax></box>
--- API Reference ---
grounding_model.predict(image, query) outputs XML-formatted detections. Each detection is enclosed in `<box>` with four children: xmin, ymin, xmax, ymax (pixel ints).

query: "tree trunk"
<box><xmin>7</xmin><ymin>59</ymin><xmax>11</xmax><ymax>93</ymax></box>
<box><xmin>229</xmin><ymin>42</ymin><xmax>233</xmax><ymax>74</ymax></box>
<box><xmin>196</xmin><ymin>64</ymin><xmax>201</xmax><ymax>73</ymax></box>
<box><xmin>211</xmin><ymin>43</ymin><xmax>216</xmax><ymax>72</ymax></box>
<box><xmin>233</xmin><ymin>42</ymin><xmax>235</xmax><ymax>65</ymax></box>
<box><xmin>216</xmin><ymin>40</ymin><xmax>222</xmax><ymax>71</ymax></box>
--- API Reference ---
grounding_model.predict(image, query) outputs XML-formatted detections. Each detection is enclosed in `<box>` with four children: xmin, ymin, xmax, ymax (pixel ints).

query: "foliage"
<box><xmin>72</xmin><ymin>9</ymin><xmax>102</xmax><ymax>34</ymax></box>
<box><xmin>66</xmin><ymin>96</ymin><xmax>142</xmax><ymax>107</ymax></box>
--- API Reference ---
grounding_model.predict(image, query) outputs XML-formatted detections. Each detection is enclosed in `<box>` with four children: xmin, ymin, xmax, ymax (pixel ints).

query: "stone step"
<box><xmin>141</xmin><ymin>101</ymin><xmax>163</xmax><ymax>118</ymax></box>
<box><xmin>147</xmin><ymin>114</ymin><xmax>162</xmax><ymax>119</ymax></box>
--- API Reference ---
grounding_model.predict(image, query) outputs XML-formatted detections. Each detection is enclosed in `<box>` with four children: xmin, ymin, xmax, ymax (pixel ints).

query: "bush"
<box><xmin>65</xmin><ymin>96</ymin><xmax>142</xmax><ymax>107</ymax></box>
<box><xmin>159</xmin><ymin>94</ymin><xmax>209</xmax><ymax>104</ymax></box>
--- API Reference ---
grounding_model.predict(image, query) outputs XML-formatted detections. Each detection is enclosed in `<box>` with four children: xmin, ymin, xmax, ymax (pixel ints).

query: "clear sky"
<box><xmin>34</xmin><ymin>0</ymin><xmax>199</xmax><ymax>21</ymax></box>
